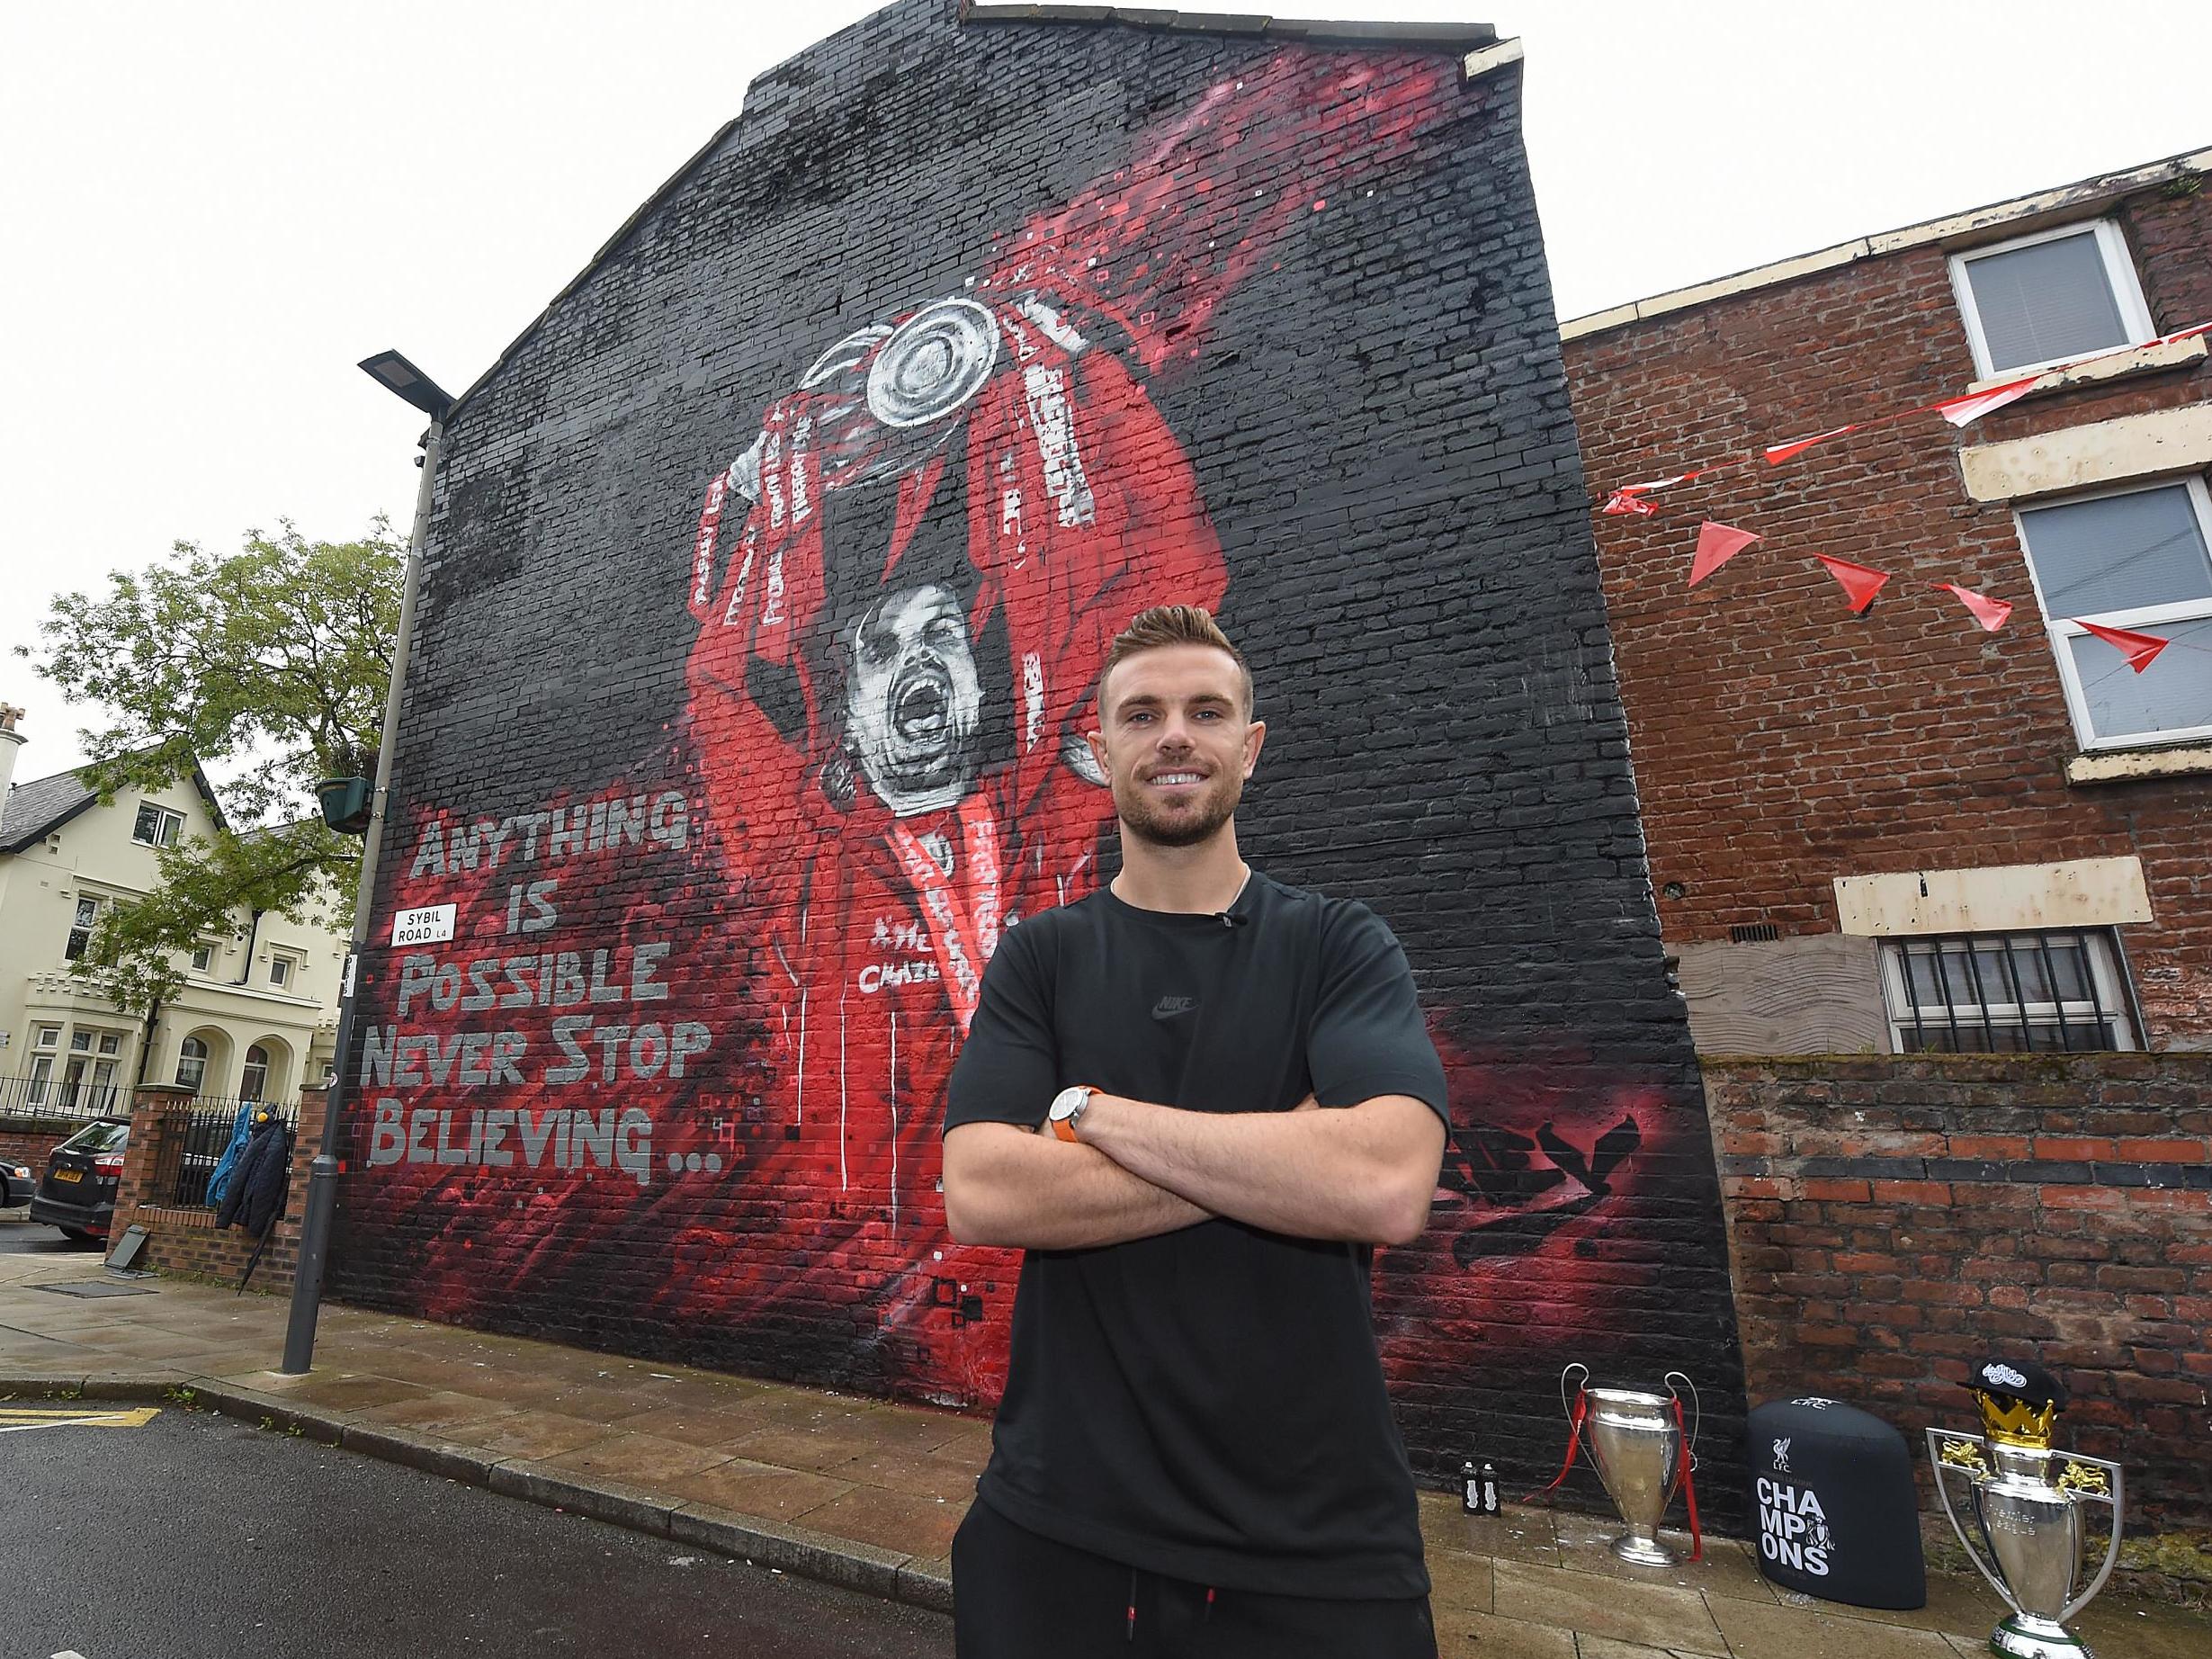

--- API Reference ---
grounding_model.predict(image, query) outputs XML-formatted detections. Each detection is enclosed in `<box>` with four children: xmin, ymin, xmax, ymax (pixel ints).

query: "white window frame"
<box><xmin>1948</xmin><ymin>220</ymin><xmax>2156</xmax><ymax>381</ymax></box>
<box><xmin>188</xmin><ymin>940</ymin><xmax>216</xmax><ymax>973</ymax></box>
<box><xmin>2011</xmin><ymin>474</ymin><xmax>2212</xmax><ymax>751</ymax></box>
<box><xmin>175</xmin><ymin>1035</ymin><xmax>209</xmax><ymax>1094</ymax></box>
<box><xmin>132</xmin><ymin>802</ymin><xmax>184</xmax><ymax>849</ymax></box>
<box><xmin>1879</xmin><ymin>931</ymin><xmax>2136</xmax><ymax>1053</ymax></box>
<box><xmin>269</xmin><ymin>952</ymin><xmax>300</xmax><ymax>990</ymax></box>
<box><xmin>65</xmin><ymin>894</ymin><xmax>101</xmax><ymax>961</ymax></box>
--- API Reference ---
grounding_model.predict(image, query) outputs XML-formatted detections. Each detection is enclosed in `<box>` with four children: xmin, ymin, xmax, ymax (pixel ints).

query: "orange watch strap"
<box><xmin>1052</xmin><ymin>1116</ymin><xmax>1080</xmax><ymax>1143</ymax></box>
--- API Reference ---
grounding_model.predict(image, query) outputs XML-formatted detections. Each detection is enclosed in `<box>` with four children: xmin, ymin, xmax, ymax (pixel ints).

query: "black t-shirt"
<box><xmin>942</xmin><ymin>870</ymin><xmax>1450</xmax><ymax>1599</ymax></box>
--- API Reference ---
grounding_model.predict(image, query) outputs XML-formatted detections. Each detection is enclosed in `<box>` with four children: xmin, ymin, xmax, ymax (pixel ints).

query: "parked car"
<box><xmin>1</xmin><ymin>1157</ymin><xmax>33</xmax><ymax>1207</ymax></box>
<box><xmin>28</xmin><ymin>1117</ymin><xmax>129</xmax><ymax>1242</ymax></box>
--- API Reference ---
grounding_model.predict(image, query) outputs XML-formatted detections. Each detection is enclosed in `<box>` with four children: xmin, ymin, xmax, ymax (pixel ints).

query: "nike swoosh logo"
<box><xmin>1151</xmin><ymin>997</ymin><xmax>1196</xmax><ymax>1018</ymax></box>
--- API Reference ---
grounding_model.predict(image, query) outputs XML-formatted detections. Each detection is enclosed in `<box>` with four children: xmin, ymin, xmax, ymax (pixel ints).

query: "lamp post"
<box><xmin>280</xmin><ymin>351</ymin><xmax>454</xmax><ymax>1375</ymax></box>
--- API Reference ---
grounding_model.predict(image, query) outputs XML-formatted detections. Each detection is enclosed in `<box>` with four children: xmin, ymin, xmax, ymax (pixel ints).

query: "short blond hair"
<box><xmin>1100</xmin><ymin>605</ymin><xmax>1253</xmax><ymax>718</ymax></box>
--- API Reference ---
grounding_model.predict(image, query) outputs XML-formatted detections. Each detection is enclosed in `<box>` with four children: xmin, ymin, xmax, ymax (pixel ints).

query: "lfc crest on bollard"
<box><xmin>1926</xmin><ymin>1357</ymin><xmax>2124</xmax><ymax>1659</ymax></box>
<box><xmin>1535</xmin><ymin>1363</ymin><xmax>1704</xmax><ymax>1567</ymax></box>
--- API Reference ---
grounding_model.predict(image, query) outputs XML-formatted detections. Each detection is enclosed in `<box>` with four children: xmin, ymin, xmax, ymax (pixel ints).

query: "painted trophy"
<box><xmin>1927</xmin><ymin>1357</ymin><xmax>2123</xmax><ymax>1659</ymax></box>
<box><xmin>1550</xmin><ymin>1363</ymin><xmax>1703</xmax><ymax>1566</ymax></box>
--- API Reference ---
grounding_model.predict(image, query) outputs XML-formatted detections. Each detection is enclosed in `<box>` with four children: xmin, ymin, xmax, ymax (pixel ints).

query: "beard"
<box><xmin>1114</xmin><ymin>767</ymin><xmax>1245</xmax><ymax>849</ymax></box>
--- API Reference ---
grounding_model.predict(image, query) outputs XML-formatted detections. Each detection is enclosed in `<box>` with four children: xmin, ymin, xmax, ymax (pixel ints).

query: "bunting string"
<box><xmin>1594</xmin><ymin>319</ymin><xmax>2212</xmax><ymax>674</ymax></box>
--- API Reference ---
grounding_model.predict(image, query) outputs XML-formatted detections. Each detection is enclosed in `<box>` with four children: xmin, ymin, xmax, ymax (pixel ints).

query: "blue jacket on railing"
<box><xmin>204</xmin><ymin>1101</ymin><xmax>257</xmax><ymax>1207</ymax></box>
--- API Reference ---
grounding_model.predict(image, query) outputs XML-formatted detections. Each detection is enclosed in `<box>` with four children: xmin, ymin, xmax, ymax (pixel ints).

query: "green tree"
<box><xmin>17</xmin><ymin>522</ymin><xmax>402</xmax><ymax>1011</ymax></box>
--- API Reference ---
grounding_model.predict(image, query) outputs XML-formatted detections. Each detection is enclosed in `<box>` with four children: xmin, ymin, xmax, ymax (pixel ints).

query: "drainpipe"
<box><xmin>134</xmin><ymin>996</ymin><xmax>163</xmax><ymax>1088</ymax></box>
<box><xmin>282</xmin><ymin>412</ymin><xmax>443</xmax><ymax>1375</ymax></box>
<box><xmin>233</xmin><ymin>908</ymin><xmax>265</xmax><ymax>985</ymax></box>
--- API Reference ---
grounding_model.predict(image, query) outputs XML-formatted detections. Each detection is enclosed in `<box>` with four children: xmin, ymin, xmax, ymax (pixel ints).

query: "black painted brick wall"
<box><xmin>329</xmin><ymin>0</ymin><xmax>1751</xmax><ymax>1523</ymax></box>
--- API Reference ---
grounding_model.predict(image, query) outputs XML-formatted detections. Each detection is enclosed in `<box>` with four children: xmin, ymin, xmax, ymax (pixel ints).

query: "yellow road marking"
<box><xmin>0</xmin><ymin>1404</ymin><xmax>160</xmax><ymax>1433</ymax></box>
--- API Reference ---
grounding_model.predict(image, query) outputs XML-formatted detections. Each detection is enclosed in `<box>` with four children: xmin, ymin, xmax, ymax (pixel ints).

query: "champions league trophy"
<box><xmin>1553</xmin><ymin>1364</ymin><xmax>1702</xmax><ymax>1567</ymax></box>
<box><xmin>1927</xmin><ymin>1357</ymin><xmax>2123</xmax><ymax>1659</ymax></box>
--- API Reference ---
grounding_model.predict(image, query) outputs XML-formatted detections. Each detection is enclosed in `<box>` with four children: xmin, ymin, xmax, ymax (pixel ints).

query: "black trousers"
<box><xmin>950</xmin><ymin>1498</ymin><xmax>1438</xmax><ymax>1658</ymax></box>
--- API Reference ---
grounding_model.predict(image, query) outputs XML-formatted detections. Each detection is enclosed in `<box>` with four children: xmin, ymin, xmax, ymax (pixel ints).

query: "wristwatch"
<box><xmin>1047</xmin><ymin>1085</ymin><xmax>1097</xmax><ymax>1143</ymax></box>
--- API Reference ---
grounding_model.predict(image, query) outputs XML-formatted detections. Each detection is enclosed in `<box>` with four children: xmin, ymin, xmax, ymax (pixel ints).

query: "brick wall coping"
<box><xmin>959</xmin><ymin>4</ymin><xmax>1498</xmax><ymax>54</ymax></box>
<box><xmin>1563</xmin><ymin>144</ymin><xmax>2212</xmax><ymax>340</ymax></box>
<box><xmin>1699</xmin><ymin>1052</ymin><xmax>2212</xmax><ymax>1076</ymax></box>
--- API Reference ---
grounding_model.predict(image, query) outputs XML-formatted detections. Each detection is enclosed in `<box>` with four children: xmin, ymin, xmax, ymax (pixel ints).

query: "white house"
<box><xmin>0</xmin><ymin>707</ymin><xmax>347</xmax><ymax>1112</ymax></box>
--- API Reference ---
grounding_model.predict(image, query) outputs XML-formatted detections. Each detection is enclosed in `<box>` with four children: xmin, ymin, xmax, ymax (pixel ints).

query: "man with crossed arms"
<box><xmin>944</xmin><ymin>605</ymin><xmax>1450</xmax><ymax>1657</ymax></box>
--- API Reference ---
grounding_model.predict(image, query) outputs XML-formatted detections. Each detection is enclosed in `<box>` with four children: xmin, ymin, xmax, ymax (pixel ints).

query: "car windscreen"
<box><xmin>58</xmin><ymin>1121</ymin><xmax>130</xmax><ymax>1156</ymax></box>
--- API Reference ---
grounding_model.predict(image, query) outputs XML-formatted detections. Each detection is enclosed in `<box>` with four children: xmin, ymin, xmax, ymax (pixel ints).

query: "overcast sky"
<box><xmin>3</xmin><ymin>0</ymin><xmax>2204</xmax><ymax>784</ymax></box>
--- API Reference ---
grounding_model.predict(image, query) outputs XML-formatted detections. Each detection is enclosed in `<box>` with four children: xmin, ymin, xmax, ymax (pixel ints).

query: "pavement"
<box><xmin>4</xmin><ymin>1217</ymin><xmax>2207</xmax><ymax>1658</ymax></box>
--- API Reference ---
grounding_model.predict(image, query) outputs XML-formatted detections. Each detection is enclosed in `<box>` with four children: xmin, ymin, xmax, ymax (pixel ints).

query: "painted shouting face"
<box><xmin>844</xmin><ymin>583</ymin><xmax>985</xmax><ymax>817</ymax></box>
<box><xmin>1087</xmin><ymin>643</ymin><xmax>1266</xmax><ymax>849</ymax></box>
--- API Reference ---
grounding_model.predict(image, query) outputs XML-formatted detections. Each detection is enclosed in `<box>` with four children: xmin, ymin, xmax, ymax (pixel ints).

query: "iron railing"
<box><xmin>145</xmin><ymin>1097</ymin><xmax>302</xmax><ymax>1209</ymax></box>
<box><xmin>0</xmin><ymin>1071</ymin><xmax>130</xmax><ymax>1124</ymax></box>
<box><xmin>1883</xmin><ymin>928</ymin><xmax>2137</xmax><ymax>1053</ymax></box>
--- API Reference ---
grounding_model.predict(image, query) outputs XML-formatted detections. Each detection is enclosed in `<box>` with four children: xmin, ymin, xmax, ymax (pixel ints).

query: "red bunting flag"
<box><xmin>2074</xmin><ymin>619</ymin><xmax>2171</xmax><ymax>672</ymax></box>
<box><xmin>1601</xmin><ymin>489</ymin><xmax>1660</xmax><ymax>516</ymax></box>
<box><xmin>1626</xmin><ymin>470</ymin><xmax>1704</xmax><ymax>492</ymax></box>
<box><xmin>1815</xmin><ymin>556</ymin><xmax>1890</xmax><ymax>613</ymax></box>
<box><xmin>1933</xmin><ymin>582</ymin><xmax>2013</xmax><ymax>632</ymax></box>
<box><xmin>1938</xmin><ymin>584</ymin><xmax>2026</xmax><ymax>637</ymax></box>
<box><xmin>1765</xmin><ymin>425</ymin><xmax>1858</xmax><ymax>465</ymax></box>
<box><xmin>1688</xmin><ymin>521</ymin><xmax>1760</xmax><ymax>587</ymax></box>
<box><xmin>1935</xmin><ymin>375</ymin><xmax>2042</xmax><ymax>427</ymax></box>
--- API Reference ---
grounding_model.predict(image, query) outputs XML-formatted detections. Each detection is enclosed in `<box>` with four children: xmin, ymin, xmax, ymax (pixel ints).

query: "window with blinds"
<box><xmin>2014</xmin><ymin>479</ymin><xmax>2212</xmax><ymax>749</ymax></box>
<box><xmin>1949</xmin><ymin>220</ymin><xmax>2154</xmax><ymax>378</ymax></box>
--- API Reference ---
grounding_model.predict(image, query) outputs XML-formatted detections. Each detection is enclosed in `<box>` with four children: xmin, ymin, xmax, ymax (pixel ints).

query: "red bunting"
<box><xmin>1765</xmin><ymin>425</ymin><xmax>1858</xmax><ymax>465</ymax></box>
<box><xmin>1816</xmin><ymin>556</ymin><xmax>1890</xmax><ymax>613</ymax></box>
<box><xmin>1601</xmin><ymin>489</ymin><xmax>1660</xmax><ymax>516</ymax></box>
<box><xmin>1935</xmin><ymin>375</ymin><xmax>2043</xmax><ymax>427</ymax></box>
<box><xmin>1688</xmin><ymin>522</ymin><xmax>1761</xmax><ymax>587</ymax></box>
<box><xmin>2074</xmin><ymin>619</ymin><xmax>2171</xmax><ymax>673</ymax></box>
<box><xmin>1933</xmin><ymin>583</ymin><xmax>2013</xmax><ymax>632</ymax></box>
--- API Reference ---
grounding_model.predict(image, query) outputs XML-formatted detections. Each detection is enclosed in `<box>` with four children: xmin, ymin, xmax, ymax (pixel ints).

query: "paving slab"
<box><xmin>828</xmin><ymin>1447</ymin><xmax>987</xmax><ymax>1505</ymax></box>
<box><xmin>542</xmin><ymin>1430</ymin><xmax>739</xmax><ymax>1486</ymax></box>
<box><xmin>1573</xmin><ymin>1637</ymin><xmax>1729</xmax><ymax>1659</ymax></box>
<box><xmin>722</xmin><ymin>1421</ymin><xmax>898</xmax><ymax>1474</ymax></box>
<box><xmin>665</xmin><ymin>1456</ymin><xmax>858</xmax><ymax>1524</ymax></box>
<box><xmin>1548</xmin><ymin>1518</ymin><xmax>1783</xmax><ymax>1606</ymax></box>
<box><xmin>452</xmin><ymin>1409</ymin><xmax>616</xmax><ymax>1463</ymax></box>
<box><xmin>1706</xmin><ymin>1595</ymin><xmax>1956</xmax><ymax>1659</ymax></box>
<box><xmin>791</xmin><ymin>1484</ymin><xmax>965</xmax><ymax>1557</ymax></box>
<box><xmin>1424</xmin><ymin>1547</ymin><xmax>1497</xmax><ymax>1616</ymax></box>
<box><xmin>1430</xmin><ymin>1606</ymin><xmax>1578</xmax><ymax>1657</ymax></box>
<box><xmin>1493</xmin><ymin>1559</ymin><xmax>1728</xmax><ymax>1653</ymax></box>
<box><xmin>345</xmin><ymin>1389</ymin><xmax>527</xmax><ymax>1434</ymax></box>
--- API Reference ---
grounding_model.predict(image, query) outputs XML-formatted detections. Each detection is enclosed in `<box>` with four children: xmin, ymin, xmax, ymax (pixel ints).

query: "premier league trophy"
<box><xmin>1927</xmin><ymin>1357</ymin><xmax>2123</xmax><ymax>1659</ymax></box>
<box><xmin>1556</xmin><ymin>1364</ymin><xmax>1702</xmax><ymax>1566</ymax></box>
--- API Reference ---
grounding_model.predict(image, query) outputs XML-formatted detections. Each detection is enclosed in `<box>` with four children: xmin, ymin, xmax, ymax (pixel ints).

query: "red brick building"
<box><xmin>1567</xmin><ymin>145</ymin><xmax>2212</xmax><ymax>1056</ymax></box>
<box><xmin>1563</xmin><ymin>148</ymin><xmax>2212</xmax><ymax>1536</ymax></box>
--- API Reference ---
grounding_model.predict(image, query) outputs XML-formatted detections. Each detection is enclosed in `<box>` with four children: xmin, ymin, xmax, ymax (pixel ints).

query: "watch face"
<box><xmin>1049</xmin><ymin>1086</ymin><xmax>1088</xmax><ymax>1121</ymax></box>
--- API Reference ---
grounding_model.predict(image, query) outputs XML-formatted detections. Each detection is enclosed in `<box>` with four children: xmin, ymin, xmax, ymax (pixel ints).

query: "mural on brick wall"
<box><xmin>342</xmin><ymin>23</ymin><xmax>1742</xmax><ymax>1500</ymax></box>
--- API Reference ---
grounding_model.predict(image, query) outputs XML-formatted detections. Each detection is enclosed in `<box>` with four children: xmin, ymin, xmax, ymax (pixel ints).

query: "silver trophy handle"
<box><xmin>1926</xmin><ymin>1429</ymin><xmax>2019</xmax><ymax>1611</ymax></box>
<box><xmin>2060</xmin><ymin>1457</ymin><xmax>2124</xmax><ymax>1625</ymax></box>
<box><xmin>1559</xmin><ymin>1362</ymin><xmax>1590</xmax><ymax>1423</ymax></box>
<box><xmin>1664</xmin><ymin>1370</ymin><xmax>1700</xmax><ymax>1466</ymax></box>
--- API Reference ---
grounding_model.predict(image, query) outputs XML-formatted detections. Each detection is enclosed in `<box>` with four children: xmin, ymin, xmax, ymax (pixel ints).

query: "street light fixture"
<box><xmin>281</xmin><ymin>350</ymin><xmax>453</xmax><ymax>1375</ymax></box>
<box><xmin>357</xmin><ymin>350</ymin><xmax>455</xmax><ymax>421</ymax></box>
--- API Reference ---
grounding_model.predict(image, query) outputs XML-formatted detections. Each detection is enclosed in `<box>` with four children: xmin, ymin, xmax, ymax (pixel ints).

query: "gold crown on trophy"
<box><xmin>1964</xmin><ymin>1356</ymin><xmax>2069</xmax><ymax>1450</ymax></box>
